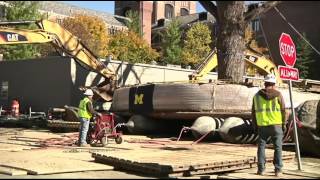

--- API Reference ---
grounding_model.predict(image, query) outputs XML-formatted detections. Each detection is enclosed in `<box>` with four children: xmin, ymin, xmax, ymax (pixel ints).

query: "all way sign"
<box><xmin>278</xmin><ymin>65</ymin><xmax>299</xmax><ymax>81</ymax></box>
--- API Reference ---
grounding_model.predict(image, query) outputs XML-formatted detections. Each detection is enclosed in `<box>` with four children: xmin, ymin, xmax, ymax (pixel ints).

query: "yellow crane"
<box><xmin>0</xmin><ymin>19</ymin><xmax>116</xmax><ymax>101</ymax></box>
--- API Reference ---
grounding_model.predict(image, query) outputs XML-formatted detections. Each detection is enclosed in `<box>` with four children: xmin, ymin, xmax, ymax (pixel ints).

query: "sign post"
<box><xmin>278</xmin><ymin>32</ymin><xmax>302</xmax><ymax>170</ymax></box>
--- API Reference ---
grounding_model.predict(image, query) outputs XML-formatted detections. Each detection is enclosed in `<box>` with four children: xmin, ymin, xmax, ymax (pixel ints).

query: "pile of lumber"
<box><xmin>92</xmin><ymin>142</ymin><xmax>295</xmax><ymax>177</ymax></box>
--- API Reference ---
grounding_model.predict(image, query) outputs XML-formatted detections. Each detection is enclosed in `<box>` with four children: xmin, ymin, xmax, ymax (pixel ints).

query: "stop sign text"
<box><xmin>278</xmin><ymin>65</ymin><xmax>299</xmax><ymax>81</ymax></box>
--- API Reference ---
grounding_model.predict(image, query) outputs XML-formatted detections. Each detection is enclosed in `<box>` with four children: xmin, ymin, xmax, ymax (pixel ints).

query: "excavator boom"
<box><xmin>0</xmin><ymin>19</ymin><xmax>116</xmax><ymax>101</ymax></box>
<box><xmin>190</xmin><ymin>49</ymin><xmax>282</xmax><ymax>84</ymax></box>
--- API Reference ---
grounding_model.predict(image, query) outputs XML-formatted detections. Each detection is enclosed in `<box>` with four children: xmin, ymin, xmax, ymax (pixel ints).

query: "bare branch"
<box><xmin>244</xmin><ymin>1</ymin><xmax>281</xmax><ymax>22</ymax></box>
<box><xmin>199</xmin><ymin>1</ymin><xmax>219</xmax><ymax>22</ymax></box>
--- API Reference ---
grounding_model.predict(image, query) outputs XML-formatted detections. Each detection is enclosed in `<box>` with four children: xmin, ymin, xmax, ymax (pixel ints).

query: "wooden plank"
<box><xmin>0</xmin><ymin>148</ymin><xmax>114</xmax><ymax>175</ymax></box>
<box><xmin>92</xmin><ymin>142</ymin><xmax>296</xmax><ymax>177</ymax></box>
<box><xmin>94</xmin><ymin>154</ymin><xmax>167</xmax><ymax>175</ymax></box>
<box><xmin>219</xmin><ymin>171</ymin><xmax>316</xmax><ymax>179</ymax></box>
<box><xmin>0</xmin><ymin>140</ymin><xmax>41</xmax><ymax>147</ymax></box>
<box><xmin>189</xmin><ymin>164</ymin><xmax>252</xmax><ymax>176</ymax></box>
<box><xmin>284</xmin><ymin>170</ymin><xmax>320</xmax><ymax>178</ymax></box>
<box><xmin>8</xmin><ymin>137</ymin><xmax>41</xmax><ymax>143</ymax></box>
<box><xmin>0</xmin><ymin>166</ymin><xmax>28</xmax><ymax>176</ymax></box>
<box><xmin>0</xmin><ymin>148</ymin><xmax>32</xmax><ymax>152</ymax></box>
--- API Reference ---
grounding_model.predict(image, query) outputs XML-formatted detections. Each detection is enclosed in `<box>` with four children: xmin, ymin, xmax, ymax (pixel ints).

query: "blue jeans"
<box><xmin>257</xmin><ymin>125</ymin><xmax>283</xmax><ymax>172</ymax></box>
<box><xmin>78</xmin><ymin>117</ymin><xmax>90</xmax><ymax>145</ymax></box>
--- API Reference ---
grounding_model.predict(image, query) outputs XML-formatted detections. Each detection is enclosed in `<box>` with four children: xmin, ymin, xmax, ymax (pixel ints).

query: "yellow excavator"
<box><xmin>188</xmin><ymin>48</ymin><xmax>282</xmax><ymax>85</ymax></box>
<box><xmin>0</xmin><ymin>19</ymin><xmax>117</xmax><ymax>101</ymax></box>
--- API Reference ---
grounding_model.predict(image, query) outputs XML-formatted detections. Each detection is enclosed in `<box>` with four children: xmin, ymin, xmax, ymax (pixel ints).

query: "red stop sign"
<box><xmin>279</xmin><ymin>33</ymin><xmax>296</xmax><ymax>67</ymax></box>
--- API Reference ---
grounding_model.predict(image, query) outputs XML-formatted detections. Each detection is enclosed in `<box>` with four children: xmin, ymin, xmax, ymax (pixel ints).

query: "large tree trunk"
<box><xmin>216</xmin><ymin>1</ymin><xmax>246</xmax><ymax>83</ymax></box>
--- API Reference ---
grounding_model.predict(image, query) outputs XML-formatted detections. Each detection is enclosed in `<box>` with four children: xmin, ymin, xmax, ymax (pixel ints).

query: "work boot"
<box><xmin>275</xmin><ymin>169</ymin><xmax>282</xmax><ymax>177</ymax></box>
<box><xmin>256</xmin><ymin>169</ymin><xmax>265</xmax><ymax>176</ymax></box>
<box><xmin>79</xmin><ymin>143</ymin><xmax>91</xmax><ymax>147</ymax></box>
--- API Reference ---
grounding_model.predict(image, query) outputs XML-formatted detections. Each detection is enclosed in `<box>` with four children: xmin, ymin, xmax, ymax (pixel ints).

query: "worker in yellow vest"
<box><xmin>78</xmin><ymin>89</ymin><xmax>100</xmax><ymax>147</ymax></box>
<box><xmin>252</xmin><ymin>74</ymin><xmax>286</xmax><ymax>177</ymax></box>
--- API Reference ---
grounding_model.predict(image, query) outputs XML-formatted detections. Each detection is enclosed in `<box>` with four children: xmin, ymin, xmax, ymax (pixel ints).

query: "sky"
<box><xmin>63</xmin><ymin>1</ymin><xmax>206</xmax><ymax>14</ymax></box>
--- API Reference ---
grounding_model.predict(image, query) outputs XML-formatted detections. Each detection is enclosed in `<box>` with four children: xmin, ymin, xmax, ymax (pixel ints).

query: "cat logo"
<box><xmin>134</xmin><ymin>94</ymin><xmax>144</xmax><ymax>105</ymax></box>
<box><xmin>7</xmin><ymin>34</ymin><xmax>19</xmax><ymax>42</ymax></box>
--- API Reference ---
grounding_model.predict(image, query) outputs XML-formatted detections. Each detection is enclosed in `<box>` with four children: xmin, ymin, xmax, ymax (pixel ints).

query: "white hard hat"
<box><xmin>84</xmin><ymin>89</ymin><xmax>94</xmax><ymax>96</ymax></box>
<box><xmin>264</xmin><ymin>74</ymin><xmax>277</xmax><ymax>84</ymax></box>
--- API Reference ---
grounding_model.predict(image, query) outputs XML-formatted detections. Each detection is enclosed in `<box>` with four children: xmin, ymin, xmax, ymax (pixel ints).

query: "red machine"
<box><xmin>11</xmin><ymin>100</ymin><xmax>19</xmax><ymax>117</ymax></box>
<box><xmin>87</xmin><ymin>112</ymin><xmax>123</xmax><ymax>146</ymax></box>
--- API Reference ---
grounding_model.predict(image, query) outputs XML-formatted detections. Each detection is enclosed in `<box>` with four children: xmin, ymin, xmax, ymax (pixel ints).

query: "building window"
<box><xmin>0</xmin><ymin>81</ymin><xmax>8</xmax><ymax>100</ymax></box>
<box><xmin>165</xmin><ymin>4</ymin><xmax>174</xmax><ymax>19</ymax></box>
<box><xmin>251</xmin><ymin>19</ymin><xmax>260</xmax><ymax>32</ymax></box>
<box><xmin>181</xmin><ymin>1</ymin><xmax>188</xmax><ymax>8</ymax></box>
<box><xmin>56</xmin><ymin>18</ymin><xmax>63</xmax><ymax>24</ymax></box>
<box><xmin>180</xmin><ymin>8</ymin><xmax>189</xmax><ymax>16</ymax></box>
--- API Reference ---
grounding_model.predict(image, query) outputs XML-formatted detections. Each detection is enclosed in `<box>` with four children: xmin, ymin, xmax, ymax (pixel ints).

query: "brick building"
<box><xmin>151</xmin><ymin>12</ymin><xmax>216</xmax><ymax>51</ymax></box>
<box><xmin>115</xmin><ymin>1</ymin><xmax>197</xmax><ymax>45</ymax></box>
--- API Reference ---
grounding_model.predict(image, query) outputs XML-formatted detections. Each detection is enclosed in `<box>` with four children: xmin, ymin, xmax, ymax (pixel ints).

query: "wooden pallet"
<box><xmin>92</xmin><ymin>142</ymin><xmax>295</xmax><ymax>177</ymax></box>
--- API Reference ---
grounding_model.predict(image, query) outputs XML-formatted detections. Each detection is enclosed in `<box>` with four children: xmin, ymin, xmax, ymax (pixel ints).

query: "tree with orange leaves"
<box><xmin>60</xmin><ymin>14</ymin><xmax>109</xmax><ymax>58</ymax></box>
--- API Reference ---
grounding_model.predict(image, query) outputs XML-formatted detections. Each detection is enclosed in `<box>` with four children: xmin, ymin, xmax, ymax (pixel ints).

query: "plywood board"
<box><xmin>0</xmin><ymin>148</ymin><xmax>113</xmax><ymax>175</ymax></box>
<box><xmin>0</xmin><ymin>166</ymin><xmax>28</xmax><ymax>176</ymax></box>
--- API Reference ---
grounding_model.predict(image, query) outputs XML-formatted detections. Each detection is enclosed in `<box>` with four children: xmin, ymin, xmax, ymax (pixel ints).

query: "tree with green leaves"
<box><xmin>108</xmin><ymin>31</ymin><xmax>159</xmax><ymax>64</ymax></box>
<box><xmin>125</xmin><ymin>10</ymin><xmax>141</xmax><ymax>36</ymax></box>
<box><xmin>295</xmin><ymin>33</ymin><xmax>315</xmax><ymax>79</ymax></box>
<box><xmin>161</xmin><ymin>19</ymin><xmax>183</xmax><ymax>65</ymax></box>
<box><xmin>0</xmin><ymin>1</ymin><xmax>42</xmax><ymax>60</ymax></box>
<box><xmin>181</xmin><ymin>22</ymin><xmax>212</xmax><ymax>67</ymax></box>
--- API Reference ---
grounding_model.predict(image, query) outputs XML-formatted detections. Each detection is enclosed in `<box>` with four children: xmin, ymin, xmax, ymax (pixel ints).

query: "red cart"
<box><xmin>87</xmin><ymin>112</ymin><xmax>122</xmax><ymax>146</ymax></box>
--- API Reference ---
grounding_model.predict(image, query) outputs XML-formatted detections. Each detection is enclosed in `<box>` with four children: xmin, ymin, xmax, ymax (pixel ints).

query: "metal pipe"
<box><xmin>0</xmin><ymin>20</ymin><xmax>36</xmax><ymax>26</ymax></box>
<box><xmin>289</xmin><ymin>80</ymin><xmax>302</xmax><ymax>170</ymax></box>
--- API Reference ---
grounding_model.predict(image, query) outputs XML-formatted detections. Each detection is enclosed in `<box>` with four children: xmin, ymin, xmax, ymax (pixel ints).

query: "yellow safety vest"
<box><xmin>78</xmin><ymin>97</ymin><xmax>92</xmax><ymax>119</ymax></box>
<box><xmin>254</xmin><ymin>94</ymin><xmax>282</xmax><ymax>126</ymax></box>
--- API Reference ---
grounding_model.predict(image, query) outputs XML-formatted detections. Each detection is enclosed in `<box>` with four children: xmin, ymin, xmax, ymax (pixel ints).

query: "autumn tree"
<box><xmin>161</xmin><ymin>19</ymin><xmax>183</xmax><ymax>65</ymax></box>
<box><xmin>0</xmin><ymin>1</ymin><xmax>42</xmax><ymax>60</ymax></box>
<box><xmin>181</xmin><ymin>22</ymin><xmax>212</xmax><ymax>67</ymax></box>
<box><xmin>199</xmin><ymin>1</ymin><xmax>280</xmax><ymax>83</ymax></box>
<box><xmin>295</xmin><ymin>33</ymin><xmax>315</xmax><ymax>79</ymax></box>
<box><xmin>60</xmin><ymin>14</ymin><xmax>109</xmax><ymax>58</ymax></box>
<box><xmin>108</xmin><ymin>31</ymin><xmax>159</xmax><ymax>64</ymax></box>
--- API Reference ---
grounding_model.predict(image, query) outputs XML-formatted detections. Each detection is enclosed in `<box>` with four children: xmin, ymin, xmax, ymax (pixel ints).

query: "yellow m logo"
<box><xmin>134</xmin><ymin>94</ymin><xmax>144</xmax><ymax>105</ymax></box>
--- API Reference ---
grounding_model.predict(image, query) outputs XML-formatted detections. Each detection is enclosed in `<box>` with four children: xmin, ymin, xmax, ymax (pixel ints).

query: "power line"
<box><xmin>274</xmin><ymin>6</ymin><xmax>320</xmax><ymax>56</ymax></box>
<box><xmin>258</xmin><ymin>15</ymin><xmax>276</xmax><ymax>62</ymax></box>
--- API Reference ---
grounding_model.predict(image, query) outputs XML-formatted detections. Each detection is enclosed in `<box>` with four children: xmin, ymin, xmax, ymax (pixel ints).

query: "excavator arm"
<box><xmin>0</xmin><ymin>19</ymin><xmax>116</xmax><ymax>101</ymax></box>
<box><xmin>189</xmin><ymin>49</ymin><xmax>282</xmax><ymax>84</ymax></box>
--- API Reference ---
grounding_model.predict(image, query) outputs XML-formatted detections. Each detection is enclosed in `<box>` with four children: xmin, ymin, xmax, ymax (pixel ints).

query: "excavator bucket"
<box><xmin>88</xmin><ymin>78</ymin><xmax>117</xmax><ymax>102</ymax></box>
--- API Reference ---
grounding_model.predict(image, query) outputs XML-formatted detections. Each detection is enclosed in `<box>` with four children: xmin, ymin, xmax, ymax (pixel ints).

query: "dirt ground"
<box><xmin>0</xmin><ymin>127</ymin><xmax>319</xmax><ymax>179</ymax></box>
